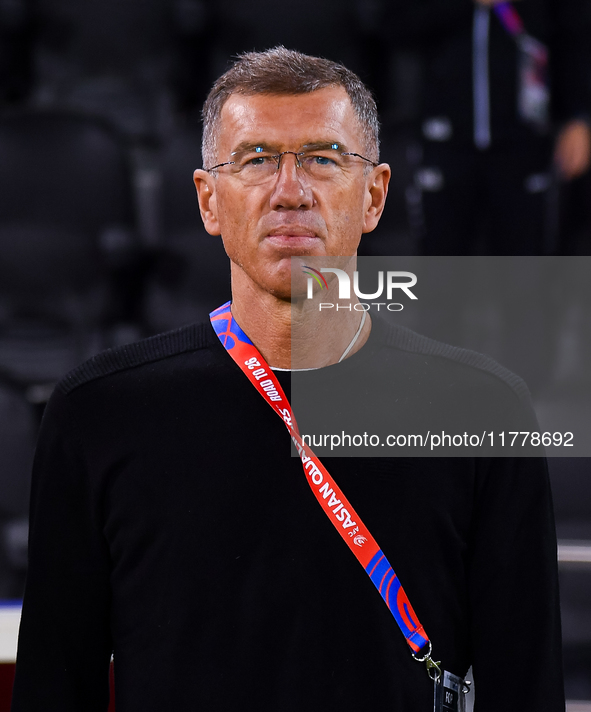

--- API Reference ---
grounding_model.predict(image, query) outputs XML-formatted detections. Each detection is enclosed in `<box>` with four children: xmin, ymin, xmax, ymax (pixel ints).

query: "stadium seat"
<box><xmin>0</xmin><ymin>377</ymin><xmax>36</xmax><ymax>599</ymax></box>
<box><xmin>550</xmin><ymin>458</ymin><xmax>591</xmax><ymax>541</ymax></box>
<box><xmin>0</xmin><ymin>109</ymin><xmax>137</xmax><ymax>387</ymax></box>
<box><xmin>549</xmin><ymin>458</ymin><xmax>591</xmax><ymax>701</ymax></box>
<box><xmin>142</xmin><ymin>127</ymin><xmax>230</xmax><ymax>333</ymax></box>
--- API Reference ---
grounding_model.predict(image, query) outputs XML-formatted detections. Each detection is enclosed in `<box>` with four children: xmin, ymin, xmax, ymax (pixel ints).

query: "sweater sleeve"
<box><xmin>11</xmin><ymin>386</ymin><xmax>112</xmax><ymax>712</ymax></box>
<box><xmin>468</xmin><ymin>456</ymin><xmax>564</xmax><ymax>711</ymax></box>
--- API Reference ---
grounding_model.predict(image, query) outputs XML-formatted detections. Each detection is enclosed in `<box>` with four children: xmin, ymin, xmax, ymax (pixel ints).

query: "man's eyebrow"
<box><xmin>229</xmin><ymin>140</ymin><xmax>351</xmax><ymax>154</ymax></box>
<box><xmin>230</xmin><ymin>141</ymin><xmax>277</xmax><ymax>155</ymax></box>
<box><xmin>301</xmin><ymin>141</ymin><xmax>350</xmax><ymax>152</ymax></box>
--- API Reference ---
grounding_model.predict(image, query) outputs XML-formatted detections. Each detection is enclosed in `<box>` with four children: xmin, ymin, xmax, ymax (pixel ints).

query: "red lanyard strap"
<box><xmin>493</xmin><ymin>2</ymin><xmax>525</xmax><ymax>37</ymax></box>
<box><xmin>211</xmin><ymin>302</ymin><xmax>439</xmax><ymax>676</ymax></box>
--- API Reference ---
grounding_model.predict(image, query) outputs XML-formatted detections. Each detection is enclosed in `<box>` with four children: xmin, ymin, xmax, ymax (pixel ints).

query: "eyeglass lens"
<box><xmin>223</xmin><ymin>145</ymin><xmax>370</xmax><ymax>185</ymax></box>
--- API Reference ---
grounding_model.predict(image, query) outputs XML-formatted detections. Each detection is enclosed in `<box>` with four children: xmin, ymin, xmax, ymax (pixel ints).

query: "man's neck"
<box><xmin>229</xmin><ymin>271</ymin><xmax>371</xmax><ymax>370</ymax></box>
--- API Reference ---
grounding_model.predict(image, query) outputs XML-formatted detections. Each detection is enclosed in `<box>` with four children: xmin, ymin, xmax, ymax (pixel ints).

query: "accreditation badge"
<box><xmin>433</xmin><ymin>670</ymin><xmax>470</xmax><ymax>712</ymax></box>
<box><xmin>517</xmin><ymin>34</ymin><xmax>550</xmax><ymax>130</ymax></box>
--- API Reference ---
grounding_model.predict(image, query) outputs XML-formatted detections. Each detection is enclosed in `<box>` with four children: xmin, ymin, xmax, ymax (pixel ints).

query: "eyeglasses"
<box><xmin>204</xmin><ymin>143</ymin><xmax>378</xmax><ymax>185</ymax></box>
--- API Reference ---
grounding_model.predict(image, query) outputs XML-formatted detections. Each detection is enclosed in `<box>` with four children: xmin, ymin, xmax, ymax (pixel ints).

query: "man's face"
<box><xmin>194</xmin><ymin>87</ymin><xmax>390</xmax><ymax>300</ymax></box>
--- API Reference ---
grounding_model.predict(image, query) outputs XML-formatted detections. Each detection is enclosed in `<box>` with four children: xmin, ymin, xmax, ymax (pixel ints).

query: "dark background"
<box><xmin>1</xmin><ymin>0</ymin><xmax>590</xmax><ymax>705</ymax></box>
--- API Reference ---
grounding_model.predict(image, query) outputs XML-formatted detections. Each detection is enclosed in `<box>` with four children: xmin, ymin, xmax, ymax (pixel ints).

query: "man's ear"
<box><xmin>194</xmin><ymin>169</ymin><xmax>221</xmax><ymax>236</ymax></box>
<box><xmin>362</xmin><ymin>163</ymin><xmax>391</xmax><ymax>234</ymax></box>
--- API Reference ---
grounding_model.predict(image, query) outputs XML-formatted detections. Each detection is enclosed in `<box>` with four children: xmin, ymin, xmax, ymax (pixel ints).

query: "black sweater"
<box><xmin>12</xmin><ymin>318</ymin><xmax>563</xmax><ymax>711</ymax></box>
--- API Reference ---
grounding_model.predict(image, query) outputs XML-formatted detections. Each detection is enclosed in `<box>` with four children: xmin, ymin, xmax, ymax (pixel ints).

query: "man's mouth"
<box><xmin>264</xmin><ymin>227</ymin><xmax>322</xmax><ymax>247</ymax></box>
<box><xmin>264</xmin><ymin>234</ymin><xmax>321</xmax><ymax>253</ymax></box>
<box><xmin>266</xmin><ymin>227</ymin><xmax>319</xmax><ymax>237</ymax></box>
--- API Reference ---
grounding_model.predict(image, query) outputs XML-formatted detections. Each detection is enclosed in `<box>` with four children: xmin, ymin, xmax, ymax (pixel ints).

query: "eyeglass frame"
<box><xmin>203</xmin><ymin>143</ymin><xmax>379</xmax><ymax>175</ymax></box>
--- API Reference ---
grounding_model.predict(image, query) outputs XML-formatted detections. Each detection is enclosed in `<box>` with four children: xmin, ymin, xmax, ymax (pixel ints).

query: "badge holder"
<box><xmin>493</xmin><ymin>2</ymin><xmax>550</xmax><ymax>132</ymax></box>
<box><xmin>517</xmin><ymin>34</ymin><xmax>550</xmax><ymax>131</ymax></box>
<box><xmin>433</xmin><ymin>671</ymin><xmax>471</xmax><ymax>712</ymax></box>
<box><xmin>413</xmin><ymin>642</ymin><xmax>472</xmax><ymax>712</ymax></box>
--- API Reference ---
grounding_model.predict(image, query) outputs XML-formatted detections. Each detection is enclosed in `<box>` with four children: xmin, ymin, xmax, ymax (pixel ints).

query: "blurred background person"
<box><xmin>386</xmin><ymin>0</ymin><xmax>591</xmax><ymax>255</ymax></box>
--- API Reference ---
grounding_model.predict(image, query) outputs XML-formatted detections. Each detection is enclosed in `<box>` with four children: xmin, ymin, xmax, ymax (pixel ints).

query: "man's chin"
<box><xmin>257</xmin><ymin>258</ymin><xmax>307</xmax><ymax>300</ymax></box>
<box><xmin>268</xmin><ymin>281</ymin><xmax>307</xmax><ymax>302</ymax></box>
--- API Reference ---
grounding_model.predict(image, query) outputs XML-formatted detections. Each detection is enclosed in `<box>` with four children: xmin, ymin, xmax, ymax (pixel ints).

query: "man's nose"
<box><xmin>269</xmin><ymin>152</ymin><xmax>314</xmax><ymax>210</ymax></box>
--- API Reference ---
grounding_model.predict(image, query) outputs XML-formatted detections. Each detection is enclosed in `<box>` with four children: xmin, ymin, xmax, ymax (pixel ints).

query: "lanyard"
<box><xmin>210</xmin><ymin>301</ymin><xmax>441</xmax><ymax>679</ymax></box>
<box><xmin>493</xmin><ymin>2</ymin><xmax>525</xmax><ymax>37</ymax></box>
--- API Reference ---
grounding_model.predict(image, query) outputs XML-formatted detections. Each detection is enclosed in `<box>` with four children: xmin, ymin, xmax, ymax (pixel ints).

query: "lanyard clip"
<box><xmin>411</xmin><ymin>641</ymin><xmax>442</xmax><ymax>682</ymax></box>
<box><xmin>425</xmin><ymin>656</ymin><xmax>443</xmax><ymax>682</ymax></box>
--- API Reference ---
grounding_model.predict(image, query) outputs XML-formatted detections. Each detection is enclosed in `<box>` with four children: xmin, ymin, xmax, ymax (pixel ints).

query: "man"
<box><xmin>12</xmin><ymin>48</ymin><xmax>563</xmax><ymax>711</ymax></box>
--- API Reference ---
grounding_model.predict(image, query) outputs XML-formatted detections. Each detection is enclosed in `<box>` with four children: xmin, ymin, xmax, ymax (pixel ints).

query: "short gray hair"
<box><xmin>201</xmin><ymin>46</ymin><xmax>380</xmax><ymax>169</ymax></box>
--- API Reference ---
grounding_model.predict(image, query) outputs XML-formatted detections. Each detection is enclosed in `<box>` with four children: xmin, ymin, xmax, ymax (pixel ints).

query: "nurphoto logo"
<box><xmin>302</xmin><ymin>265</ymin><xmax>418</xmax><ymax>312</ymax></box>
